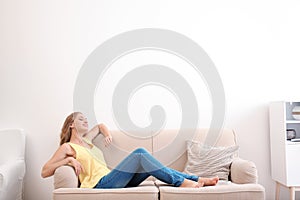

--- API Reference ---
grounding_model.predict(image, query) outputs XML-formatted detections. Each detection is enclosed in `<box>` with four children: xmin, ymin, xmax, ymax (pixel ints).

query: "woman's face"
<box><xmin>72</xmin><ymin>113</ymin><xmax>89</xmax><ymax>134</ymax></box>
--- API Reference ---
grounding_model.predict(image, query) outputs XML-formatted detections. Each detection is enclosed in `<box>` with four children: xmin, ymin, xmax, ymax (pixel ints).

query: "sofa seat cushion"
<box><xmin>53</xmin><ymin>183</ymin><xmax>159</xmax><ymax>200</ymax></box>
<box><xmin>158</xmin><ymin>182</ymin><xmax>265</xmax><ymax>200</ymax></box>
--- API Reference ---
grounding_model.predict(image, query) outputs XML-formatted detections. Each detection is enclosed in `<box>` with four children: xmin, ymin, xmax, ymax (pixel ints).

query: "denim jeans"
<box><xmin>94</xmin><ymin>148</ymin><xmax>199</xmax><ymax>188</ymax></box>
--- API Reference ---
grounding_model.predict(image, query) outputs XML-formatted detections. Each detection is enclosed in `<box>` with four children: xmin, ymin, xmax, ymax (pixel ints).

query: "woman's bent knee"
<box><xmin>133</xmin><ymin>147</ymin><xmax>148</xmax><ymax>154</ymax></box>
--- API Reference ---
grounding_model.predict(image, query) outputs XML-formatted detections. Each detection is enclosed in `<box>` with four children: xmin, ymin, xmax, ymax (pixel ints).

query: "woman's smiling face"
<box><xmin>72</xmin><ymin>113</ymin><xmax>89</xmax><ymax>134</ymax></box>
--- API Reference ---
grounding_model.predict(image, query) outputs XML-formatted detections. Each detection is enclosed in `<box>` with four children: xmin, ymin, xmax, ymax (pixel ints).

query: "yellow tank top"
<box><xmin>68</xmin><ymin>138</ymin><xmax>111</xmax><ymax>188</ymax></box>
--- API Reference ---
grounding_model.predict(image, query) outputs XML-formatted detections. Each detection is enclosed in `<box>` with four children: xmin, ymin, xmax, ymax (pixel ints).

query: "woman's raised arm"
<box><xmin>84</xmin><ymin>123</ymin><xmax>112</xmax><ymax>146</ymax></box>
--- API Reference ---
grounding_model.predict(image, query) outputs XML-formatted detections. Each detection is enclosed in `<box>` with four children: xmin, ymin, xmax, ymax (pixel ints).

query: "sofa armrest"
<box><xmin>54</xmin><ymin>165</ymin><xmax>79</xmax><ymax>189</ymax></box>
<box><xmin>230</xmin><ymin>158</ymin><xmax>258</xmax><ymax>184</ymax></box>
<box><xmin>0</xmin><ymin>159</ymin><xmax>25</xmax><ymax>200</ymax></box>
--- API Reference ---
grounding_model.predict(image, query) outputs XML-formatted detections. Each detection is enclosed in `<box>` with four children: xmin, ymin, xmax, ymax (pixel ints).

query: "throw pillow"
<box><xmin>184</xmin><ymin>140</ymin><xmax>239</xmax><ymax>181</ymax></box>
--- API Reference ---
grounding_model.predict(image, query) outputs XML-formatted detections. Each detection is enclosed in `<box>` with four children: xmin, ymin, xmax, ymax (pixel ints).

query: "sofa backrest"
<box><xmin>94</xmin><ymin>128</ymin><xmax>237</xmax><ymax>172</ymax></box>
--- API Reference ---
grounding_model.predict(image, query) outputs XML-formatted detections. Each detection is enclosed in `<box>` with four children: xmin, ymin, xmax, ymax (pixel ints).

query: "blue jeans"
<box><xmin>94</xmin><ymin>148</ymin><xmax>199</xmax><ymax>188</ymax></box>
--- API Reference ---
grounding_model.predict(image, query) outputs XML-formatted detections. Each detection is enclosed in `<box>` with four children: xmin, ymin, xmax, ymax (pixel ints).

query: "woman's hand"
<box><xmin>104</xmin><ymin>135</ymin><xmax>113</xmax><ymax>147</ymax></box>
<box><xmin>68</xmin><ymin>157</ymin><xmax>84</xmax><ymax>176</ymax></box>
<box><xmin>100</xmin><ymin>124</ymin><xmax>112</xmax><ymax>147</ymax></box>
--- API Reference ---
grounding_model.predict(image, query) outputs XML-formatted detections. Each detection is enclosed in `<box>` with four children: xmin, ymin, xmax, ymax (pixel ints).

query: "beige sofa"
<box><xmin>53</xmin><ymin>129</ymin><xmax>265</xmax><ymax>200</ymax></box>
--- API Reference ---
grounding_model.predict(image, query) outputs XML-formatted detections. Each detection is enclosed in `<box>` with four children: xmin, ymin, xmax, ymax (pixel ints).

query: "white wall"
<box><xmin>1</xmin><ymin>0</ymin><xmax>300</xmax><ymax>199</ymax></box>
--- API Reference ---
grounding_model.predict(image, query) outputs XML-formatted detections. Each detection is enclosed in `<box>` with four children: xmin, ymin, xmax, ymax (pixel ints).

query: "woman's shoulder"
<box><xmin>60</xmin><ymin>142</ymin><xmax>70</xmax><ymax>149</ymax></box>
<box><xmin>60</xmin><ymin>143</ymin><xmax>75</xmax><ymax>154</ymax></box>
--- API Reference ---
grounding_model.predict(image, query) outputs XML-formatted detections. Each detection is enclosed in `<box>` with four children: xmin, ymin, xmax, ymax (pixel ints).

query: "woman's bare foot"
<box><xmin>198</xmin><ymin>177</ymin><xmax>219</xmax><ymax>186</ymax></box>
<box><xmin>180</xmin><ymin>179</ymin><xmax>204</xmax><ymax>188</ymax></box>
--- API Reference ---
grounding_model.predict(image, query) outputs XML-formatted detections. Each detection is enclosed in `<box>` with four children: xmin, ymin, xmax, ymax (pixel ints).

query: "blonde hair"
<box><xmin>60</xmin><ymin>112</ymin><xmax>81</xmax><ymax>145</ymax></box>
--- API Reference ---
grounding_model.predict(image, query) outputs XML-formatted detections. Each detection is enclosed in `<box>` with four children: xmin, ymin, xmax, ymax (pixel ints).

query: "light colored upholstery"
<box><xmin>54</xmin><ymin>166</ymin><xmax>78</xmax><ymax>189</ymax></box>
<box><xmin>230</xmin><ymin>158</ymin><xmax>258</xmax><ymax>184</ymax></box>
<box><xmin>52</xmin><ymin>128</ymin><xmax>265</xmax><ymax>200</ymax></box>
<box><xmin>152</xmin><ymin>129</ymin><xmax>265</xmax><ymax>200</ymax></box>
<box><xmin>183</xmin><ymin>141</ymin><xmax>239</xmax><ymax>180</ymax></box>
<box><xmin>158</xmin><ymin>182</ymin><xmax>265</xmax><ymax>200</ymax></box>
<box><xmin>0</xmin><ymin>129</ymin><xmax>26</xmax><ymax>200</ymax></box>
<box><xmin>53</xmin><ymin>183</ymin><xmax>158</xmax><ymax>200</ymax></box>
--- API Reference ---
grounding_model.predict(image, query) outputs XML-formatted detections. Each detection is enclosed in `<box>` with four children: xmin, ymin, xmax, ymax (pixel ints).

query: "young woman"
<box><xmin>41</xmin><ymin>112</ymin><xmax>218</xmax><ymax>188</ymax></box>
